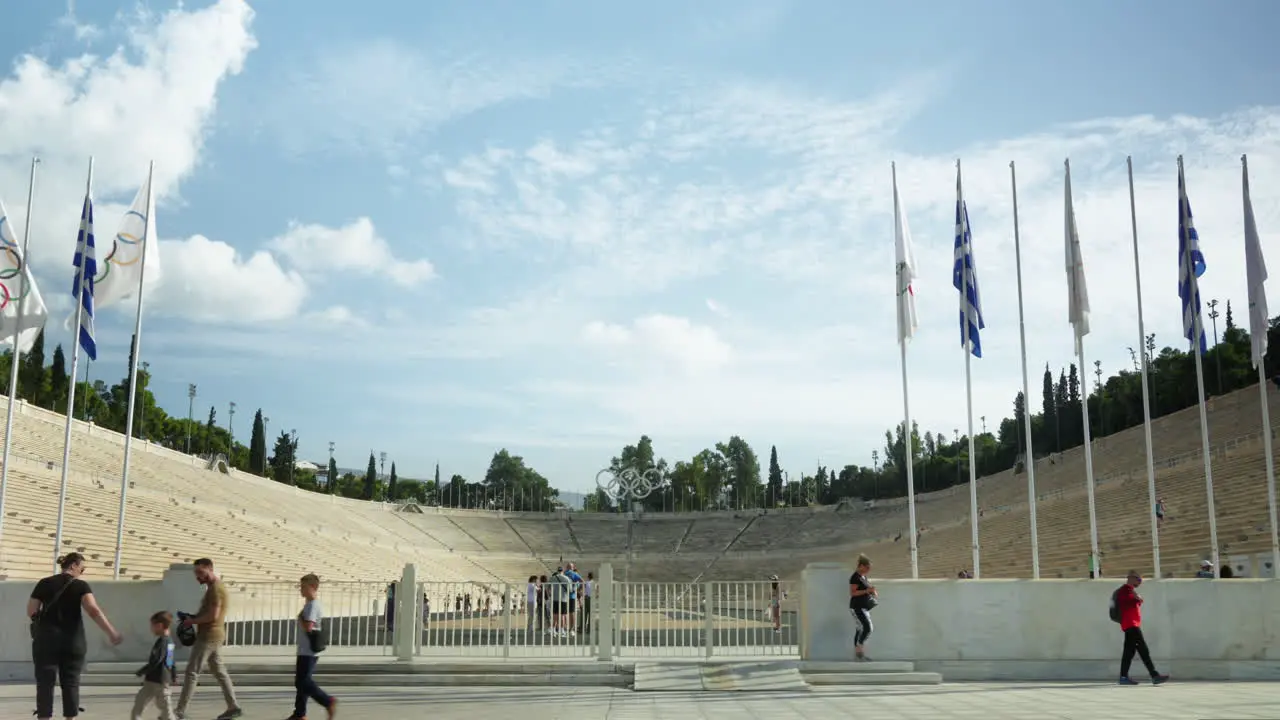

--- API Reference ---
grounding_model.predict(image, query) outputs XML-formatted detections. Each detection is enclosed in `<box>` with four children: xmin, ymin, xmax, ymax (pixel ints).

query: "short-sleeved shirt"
<box><xmin>551</xmin><ymin>574</ymin><xmax>571</xmax><ymax>602</ymax></box>
<box><xmin>297</xmin><ymin>599</ymin><xmax>323</xmax><ymax>656</ymax></box>
<box><xmin>30</xmin><ymin>574</ymin><xmax>92</xmax><ymax>646</ymax></box>
<box><xmin>527</xmin><ymin>583</ymin><xmax>538</xmax><ymax>604</ymax></box>
<box><xmin>849</xmin><ymin>572</ymin><xmax>870</xmax><ymax>610</ymax></box>
<box><xmin>196</xmin><ymin>579</ymin><xmax>230</xmax><ymax>642</ymax></box>
<box><xmin>565</xmin><ymin>570</ymin><xmax>583</xmax><ymax>600</ymax></box>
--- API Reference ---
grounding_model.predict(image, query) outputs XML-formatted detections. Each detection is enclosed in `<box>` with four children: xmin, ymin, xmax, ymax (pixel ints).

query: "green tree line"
<box><xmin>583</xmin><ymin>304</ymin><xmax>1280</xmax><ymax>511</ymax></box>
<box><xmin>0</xmin><ymin>332</ymin><xmax>562</xmax><ymax>508</ymax></box>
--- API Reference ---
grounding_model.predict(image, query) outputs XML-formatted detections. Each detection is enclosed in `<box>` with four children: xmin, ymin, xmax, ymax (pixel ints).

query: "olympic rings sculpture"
<box><xmin>595</xmin><ymin>466</ymin><xmax>663</xmax><ymax>501</ymax></box>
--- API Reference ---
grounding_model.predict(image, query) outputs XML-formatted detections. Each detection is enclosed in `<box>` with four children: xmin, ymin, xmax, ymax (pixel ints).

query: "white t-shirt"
<box><xmin>297</xmin><ymin>599</ymin><xmax>322</xmax><ymax>657</ymax></box>
<box><xmin>526</xmin><ymin>582</ymin><xmax>537</xmax><ymax>604</ymax></box>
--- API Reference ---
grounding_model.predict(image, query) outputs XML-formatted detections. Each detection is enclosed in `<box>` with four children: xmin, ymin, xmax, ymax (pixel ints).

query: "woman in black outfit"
<box><xmin>28</xmin><ymin>553</ymin><xmax>123</xmax><ymax>720</ymax></box>
<box><xmin>848</xmin><ymin>554</ymin><xmax>877</xmax><ymax>661</ymax></box>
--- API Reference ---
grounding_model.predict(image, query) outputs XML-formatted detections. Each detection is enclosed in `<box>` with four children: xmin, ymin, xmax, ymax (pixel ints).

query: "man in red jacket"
<box><xmin>1116</xmin><ymin>571</ymin><xmax>1170</xmax><ymax>685</ymax></box>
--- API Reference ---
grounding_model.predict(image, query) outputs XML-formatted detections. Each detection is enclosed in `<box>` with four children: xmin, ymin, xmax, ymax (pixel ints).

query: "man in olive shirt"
<box><xmin>175</xmin><ymin>559</ymin><xmax>242</xmax><ymax>720</ymax></box>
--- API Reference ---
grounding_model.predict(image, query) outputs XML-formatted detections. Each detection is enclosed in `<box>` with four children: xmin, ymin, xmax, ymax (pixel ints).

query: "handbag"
<box><xmin>306</xmin><ymin>626</ymin><xmax>327</xmax><ymax>654</ymax></box>
<box><xmin>30</xmin><ymin>576</ymin><xmax>76</xmax><ymax>639</ymax></box>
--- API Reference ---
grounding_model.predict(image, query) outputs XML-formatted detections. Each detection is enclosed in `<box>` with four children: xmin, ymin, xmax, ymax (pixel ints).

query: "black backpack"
<box><xmin>1108</xmin><ymin>587</ymin><xmax>1122</xmax><ymax>624</ymax></box>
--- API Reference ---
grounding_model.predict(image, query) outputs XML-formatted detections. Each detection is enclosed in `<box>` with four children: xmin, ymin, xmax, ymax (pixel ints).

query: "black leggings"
<box><xmin>33</xmin><ymin>644</ymin><xmax>84</xmax><ymax>718</ymax></box>
<box><xmin>1120</xmin><ymin>627</ymin><xmax>1157</xmax><ymax>678</ymax></box>
<box><xmin>851</xmin><ymin>608</ymin><xmax>873</xmax><ymax>646</ymax></box>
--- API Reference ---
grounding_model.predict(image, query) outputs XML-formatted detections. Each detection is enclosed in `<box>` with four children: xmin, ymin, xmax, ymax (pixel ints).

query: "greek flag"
<box><xmin>72</xmin><ymin>194</ymin><xmax>97</xmax><ymax>361</ymax></box>
<box><xmin>952</xmin><ymin>170</ymin><xmax>984</xmax><ymax>358</ymax></box>
<box><xmin>1177</xmin><ymin>159</ymin><xmax>1207</xmax><ymax>355</ymax></box>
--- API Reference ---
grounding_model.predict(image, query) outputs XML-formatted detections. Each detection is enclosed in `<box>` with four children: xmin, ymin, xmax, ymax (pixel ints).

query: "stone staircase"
<box><xmin>79</xmin><ymin>658</ymin><xmax>939</xmax><ymax>689</ymax></box>
<box><xmin>80</xmin><ymin>660</ymin><xmax>633</xmax><ymax>688</ymax></box>
<box><xmin>800</xmin><ymin>660</ymin><xmax>942</xmax><ymax>685</ymax></box>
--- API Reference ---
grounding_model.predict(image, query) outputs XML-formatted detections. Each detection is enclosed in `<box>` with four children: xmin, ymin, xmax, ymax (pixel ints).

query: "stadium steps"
<box><xmin>688</xmin><ymin>514</ymin><xmax>763</xmax><ymax>585</ymax></box>
<box><xmin>443</xmin><ymin>515</ymin><xmax>490</xmax><ymax>552</ymax></box>
<box><xmin>503</xmin><ymin>518</ymin><xmax>538</xmax><ymax>556</ymax></box>
<box><xmin>79</xmin><ymin>660</ymin><xmax>634</xmax><ymax>688</ymax></box>
<box><xmin>799</xmin><ymin>660</ymin><xmax>943</xmax><ymax>685</ymax></box>
<box><xmin>564</xmin><ymin>517</ymin><xmax>584</xmax><ymax>554</ymax></box>
<box><xmin>673</xmin><ymin>520</ymin><xmax>695</xmax><ymax>553</ymax></box>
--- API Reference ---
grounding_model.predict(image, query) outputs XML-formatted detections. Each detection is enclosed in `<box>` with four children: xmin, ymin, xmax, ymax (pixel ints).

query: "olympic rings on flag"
<box><xmin>0</xmin><ymin>216</ymin><xmax>30</xmax><ymax>310</ymax></box>
<box><xmin>94</xmin><ymin>210</ymin><xmax>147</xmax><ymax>284</ymax></box>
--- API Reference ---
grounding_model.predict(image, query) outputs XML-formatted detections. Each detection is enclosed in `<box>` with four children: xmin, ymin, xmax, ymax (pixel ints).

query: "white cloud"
<box><xmin>429</xmin><ymin>88</ymin><xmax>1280</xmax><ymax>466</ymax></box>
<box><xmin>269</xmin><ymin>217</ymin><xmax>436</xmax><ymax>287</ymax></box>
<box><xmin>258</xmin><ymin>40</ymin><xmax>595</xmax><ymax>156</ymax></box>
<box><xmin>0</xmin><ymin>0</ymin><xmax>257</xmax><ymax>311</ymax></box>
<box><xmin>582</xmin><ymin>315</ymin><xmax>733</xmax><ymax>374</ymax></box>
<box><xmin>57</xmin><ymin>0</ymin><xmax>101</xmax><ymax>42</ymax></box>
<box><xmin>154</xmin><ymin>235</ymin><xmax>306</xmax><ymax>323</ymax></box>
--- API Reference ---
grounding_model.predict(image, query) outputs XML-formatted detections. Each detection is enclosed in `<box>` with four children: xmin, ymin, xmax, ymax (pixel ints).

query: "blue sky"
<box><xmin>0</xmin><ymin>0</ymin><xmax>1278</xmax><ymax>491</ymax></box>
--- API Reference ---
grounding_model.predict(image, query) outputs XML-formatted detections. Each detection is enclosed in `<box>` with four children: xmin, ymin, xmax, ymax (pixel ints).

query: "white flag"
<box><xmin>0</xmin><ymin>199</ymin><xmax>49</xmax><ymax>353</ymax></box>
<box><xmin>1245</xmin><ymin>161</ymin><xmax>1269</xmax><ymax>369</ymax></box>
<box><xmin>1065</xmin><ymin>161</ymin><xmax>1090</xmax><ymax>338</ymax></box>
<box><xmin>894</xmin><ymin>172</ymin><xmax>918</xmax><ymax>344</ymax></box>
<box><xmin>65</xmin><ymin>171</ymin><xmax>159</xmax><ymax>334</ymax></box>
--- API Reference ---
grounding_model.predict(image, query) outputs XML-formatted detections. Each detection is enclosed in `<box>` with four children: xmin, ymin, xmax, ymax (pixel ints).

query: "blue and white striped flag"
<box><xmin>1177</xmin><ymin>158</ymin><xmax>1207</xmax><ymax>355</ymax></box>
<box><xmin>72</xmin><ymin>194</ymin><xmax>97</xmax><ymax>361</ymax></box>
<box><xmin>952</xmin><ymin>169</ymin><xmax>984</xmax><ymax>358</ymax></box>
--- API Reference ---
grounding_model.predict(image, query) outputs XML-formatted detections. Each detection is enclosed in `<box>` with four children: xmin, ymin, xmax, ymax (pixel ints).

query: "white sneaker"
<box><xmin>569</xmin><ymin>630</ymin><xmax>576</xmax><ymax>637</ymax></box>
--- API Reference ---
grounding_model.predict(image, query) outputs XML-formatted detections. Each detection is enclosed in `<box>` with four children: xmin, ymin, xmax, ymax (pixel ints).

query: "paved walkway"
<box><xmin>1</xmin><ymin>682</ymin><xmax>1277</xmax><ymax>719</ymax></box>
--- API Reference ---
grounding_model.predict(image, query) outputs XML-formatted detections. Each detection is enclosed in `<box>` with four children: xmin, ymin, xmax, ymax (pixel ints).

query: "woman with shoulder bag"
<box><xmin>28</xmin><ymin>553</ymin><xmax>123</xmax><ymax>720</ymax></box>
<box><xmin>848</xmin><ymin>554</ymin><xmax>877</xmax><ymax>662</ymax></box>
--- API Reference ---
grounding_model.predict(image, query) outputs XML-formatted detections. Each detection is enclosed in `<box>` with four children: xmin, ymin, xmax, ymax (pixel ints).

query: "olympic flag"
<box><xmin>891</xmin><ymin>162</ymin><xmax>919</xmax><ymax>579</ymax></box>
<box><xmin>0</xmin><ymin>157</ymin><xmax>42</xmax><ymax>552</ymax></box>
<box><xmin>0</xmin><ymin>197</ymin><xmax>48</xmax><ymax>353</ymax></box>
<box><xmin>112</xmin><ymin>162</ymin><xmax>157</xmax><ymax>579</ymax></box>
<box><xmin>97</xmin><ymin>169</ymin><xmax>161</xmax><ymax>310</ymax></box>
<box><xmin>1242</xmin><ymin>154</ymin><xmax>1280</xmax><ymax>581</ymax></box>
<box><xmin>1064</xmin><ymin>158</ymin><xmax>1101</xmax><ymax>577</ymax></box>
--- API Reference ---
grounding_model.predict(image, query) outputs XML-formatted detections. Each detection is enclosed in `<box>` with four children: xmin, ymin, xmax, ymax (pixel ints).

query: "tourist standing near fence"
<box><xmin>526</xmin><ymin>576</ymin><xmax>538</xmax><ymax>633</ymax></box>
<box><xmin>29</xmin><ymin>552</ymin><xmax>123</xmax><ymax>720</ymax></box>
<box><xmin>175</xmin><ymin>559</ymin><xmax>241</xmax><ymax>720</ymax></box>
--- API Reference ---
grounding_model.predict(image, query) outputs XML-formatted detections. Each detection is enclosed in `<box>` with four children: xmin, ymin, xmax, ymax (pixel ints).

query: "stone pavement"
<box><xmin>0</xmin><ymin>682</ymin><xmax>1277</xmax><ymax>719</ymax></box>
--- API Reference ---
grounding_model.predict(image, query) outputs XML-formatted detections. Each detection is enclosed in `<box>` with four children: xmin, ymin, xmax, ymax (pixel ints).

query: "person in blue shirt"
<box><xmin>565</xmin><ymin>563</ymin><xmax>584</xmax><ymax>636</ymax></box>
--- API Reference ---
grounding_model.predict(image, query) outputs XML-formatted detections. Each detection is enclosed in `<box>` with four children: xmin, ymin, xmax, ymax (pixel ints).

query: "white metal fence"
<box><xmin>222</xmin><ymin>580</ymin><xmax>392</xmax><ymax>653</ymax></box>
<box><xmin>217</xmin><ymin>568</ymin><xmax>798</xmax><ymax>660</ymax></box>
<box><xmin>414</xmin><ymin>580</ymin><xmax>596</xmax><ymax>658</ymax></box>
<box><xmin>611</xmin><ymin>580</ymin><xmax>795</xmax><ymax>658</ymax></box>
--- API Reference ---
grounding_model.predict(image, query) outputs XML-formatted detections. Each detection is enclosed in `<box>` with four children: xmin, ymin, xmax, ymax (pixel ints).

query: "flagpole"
<box><xmin>1076</xmin><ymin>332</ymin><xmax>1101</xmax><ymax>577</ymax></box>
<box><xmin>958</xmin><ymin>158</ymin><xmax>981</xmax><ymax>579</ymax></box>
<box><xmin>1127</xmin><ymin>156</ymin><xmax>1162</xmax><ymax>578</ymax></box>
<box><xmin>1243</xmin><ymin>154</ymin><xmax>1279</xmax><ymax>576</ymax></box>
<box><xmin>892</xmin><ymin>161</ymin><xmax>919</xmax><ymax>579</ymax></box>
<box><xmin>1256</xmin><ymin>357</ymin><xmax>1279</xmax><ymax>576</ymax></box>
<box><xmin>1009</xmin><ymin>160</ymin><xmax>1040</xmax><ymax>579</ymax></box>
<box><xmin>112</xmin><ymin>161</ymin><xmax>154</xmax><ymax>579</ymax></box>
<box><xmin>53</xmin><ymin>156</ymin><xmax>93</xmax><ymax>571</ymax></box>
<box><xmin>1065</xmin><ymin>159</ymin><xmax>1102</xmax><ymax>579</ymax></box>
<box><xmin>0</xmin><ymin>156</ymin><xmax>40</xmax><ymax>549</ymax></box>
<box><xmin>1180</xmin><ymin>155</ymin><xmax>1220</xmax><ymax>573</ymax></box>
